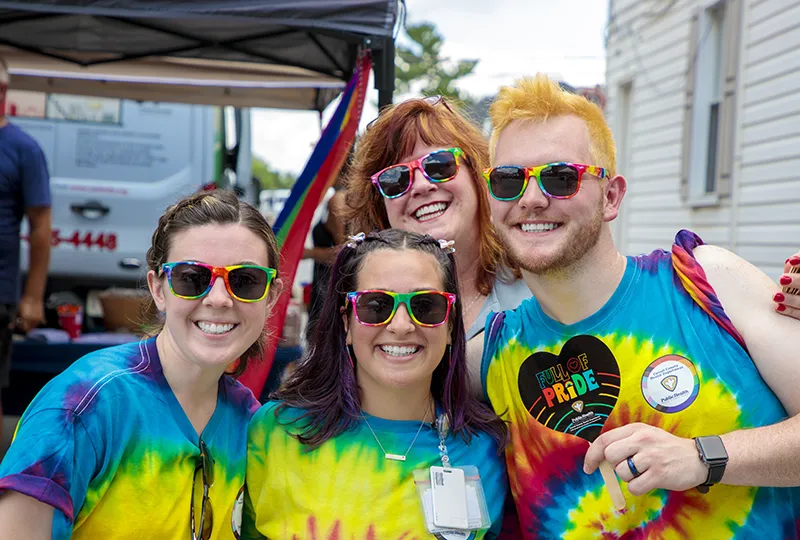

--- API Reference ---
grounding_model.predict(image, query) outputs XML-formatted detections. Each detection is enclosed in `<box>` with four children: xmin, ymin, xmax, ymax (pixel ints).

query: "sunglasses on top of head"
<box><xmin>346</xmin><ymin>290</ymin><xmax>456</xmax><ymax>327</ymax></box>
<box><xmin>483</xmin><ymin>162</ymin><xmax>607</xmax><ymax>201</ymax></box>
<box><xmin>371</xmin><ymin>147</ymin><xmax>465</xmax><ymax>199</ymax></box>
<box><xmin>366</xmin><ymin>95</ymin><xmax>454</xmax><ymax>131</ymax></box>
<box><xmin>160</xmin><ymin>261</ymin><xmax>277</xmax><ymax>303</ymax></box>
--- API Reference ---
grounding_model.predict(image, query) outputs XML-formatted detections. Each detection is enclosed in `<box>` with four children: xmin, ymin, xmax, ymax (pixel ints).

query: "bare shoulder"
<box><xmin>695</xmin><ymin>245</ymin><xmax>800</xmax><ymax>413</ymax></box>
<box><xmin>693</xmin><ymin>244</ymin><xmax>777</xmax><ymax>297</ymax></box>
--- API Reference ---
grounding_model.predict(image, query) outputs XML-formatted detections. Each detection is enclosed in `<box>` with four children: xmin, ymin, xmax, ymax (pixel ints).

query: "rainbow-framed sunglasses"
<box><xmin>370</xmin><ymin>148</ymin><xmax>465</xmax><ymax>199</ymax></box>
<box><xmin>160</xmin><ymin>261</ymin><xmax>277</xmax><ymax>303</ymax></box>
<box><xmin>345</xmin><ymin>290</ymin><xmax>456</xmax><ymax>327</ymax></box>
<box><xmin>483</xmin><ymin>162</ymin><xmax>607</xmax><ymax>201</ymax></box>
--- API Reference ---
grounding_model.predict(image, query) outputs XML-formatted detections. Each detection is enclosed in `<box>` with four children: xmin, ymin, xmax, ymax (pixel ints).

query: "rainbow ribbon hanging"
<box><xmin>239</xmin><ymin>53</ymin><xmax>372</xmax><ymax>397</ymax></box>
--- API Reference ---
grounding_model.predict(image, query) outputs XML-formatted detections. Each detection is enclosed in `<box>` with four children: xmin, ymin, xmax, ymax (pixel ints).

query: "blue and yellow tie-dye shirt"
<box><xmin>0</xmin><ymin>337</ymin><xmax>260</xmax><ymax>539</ymax></box>
<box><xmin>242</xmin><ymin>401</ymin><xmax>507</xmax><ymax>539</ymax></box>
<box><xmin>481</xmin><ymin>231</ymin><xmax>800</xmax><ymax>539</ymax></box>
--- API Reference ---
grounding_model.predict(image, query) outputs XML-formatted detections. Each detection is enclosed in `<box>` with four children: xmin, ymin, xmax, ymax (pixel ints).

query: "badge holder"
<box><xmin>414</xmin><ymin>415</ymin><xmax>491</xmax><ymax>538</ymax></box>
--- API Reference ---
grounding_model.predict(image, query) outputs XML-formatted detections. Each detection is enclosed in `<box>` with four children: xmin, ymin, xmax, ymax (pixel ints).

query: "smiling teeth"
<box><xmin>380</xmin><ymin>345</ymin><xmax>420</xmax><ymax>356</ymax></box>
<box><xmin>415</xmin><ymin>203</ymin><xmax>448</xmax><ymax>221</ymax></box>
<box><xmin>196</xmin><ymin>322</ymin><xmax>235</xmax><ymax>335</ymax></box>
<box><xmin>521</xmin><ymin>223</ymin><xmax>560</xmax><ymax>233</ymax></box>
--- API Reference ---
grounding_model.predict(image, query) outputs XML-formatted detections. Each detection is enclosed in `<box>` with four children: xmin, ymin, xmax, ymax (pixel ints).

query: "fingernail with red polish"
<box><xmin>790</xmin><ymin>257</ymin><xmax>800</xmax><ymax>266</ymax></box>
<box><xmin>777</xmin><ymin>304</ymin><xmax>787</xmax><ymax>312</ymax></box>
<box><xmin>774</xmin><ymin>293</ymin><xmax>786</xmax><ymax>303</ymax></box>
<box><xmin>780</xmin><ymin>276</ymin><xmax>793</xmax><ymax>286</ymax></box>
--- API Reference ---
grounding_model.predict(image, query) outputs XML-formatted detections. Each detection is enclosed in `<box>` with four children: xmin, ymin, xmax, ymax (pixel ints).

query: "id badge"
<box><xmin>414</xmin><ymin>465</ymin><xmax>491</xmax><ymax>538</ymax></box>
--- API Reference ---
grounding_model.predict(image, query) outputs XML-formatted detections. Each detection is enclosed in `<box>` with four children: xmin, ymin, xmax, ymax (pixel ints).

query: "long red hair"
<box><xmin>344</xmin><ymin>98</ymin><xmax>515</xmax><ymax>295</ymax></box>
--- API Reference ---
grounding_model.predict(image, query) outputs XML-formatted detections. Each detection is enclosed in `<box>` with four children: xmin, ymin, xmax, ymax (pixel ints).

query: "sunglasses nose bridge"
<box><xmin>408</xmin><ymin>163</ymin><xmax>436</xmax><ymax>195</ymax></box>
<box><xmin>203</xmin><ymin>272</ymin><xmax>234</xmax><ymax>305</ymax></box>
<box><xmin>518</xmin><ymin>170</ymin><xmax>550</xmax><ymax>209</ymax></box>
<box><xmin>386</xmin><ymin>300</ymin><xmax>415</xmax><ymax>331</ymax></box>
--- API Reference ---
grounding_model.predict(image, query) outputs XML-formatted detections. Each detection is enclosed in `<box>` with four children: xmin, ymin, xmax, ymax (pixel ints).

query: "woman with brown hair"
<box><xmin>0</xmin><ymin>190</ymin><xmax>282</xmax><ymax>540</ymax></box>
<box><xmin>344</xmin><ymin>97</ymin><xmax>530</xmax><ymax>341</ymax></box>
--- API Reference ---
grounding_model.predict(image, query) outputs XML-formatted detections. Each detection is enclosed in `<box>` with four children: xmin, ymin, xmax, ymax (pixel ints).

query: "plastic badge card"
<box><xmin>414</xmin><ymin>465</ymin><xmax>490</xmax><ymax>539</ymax></box>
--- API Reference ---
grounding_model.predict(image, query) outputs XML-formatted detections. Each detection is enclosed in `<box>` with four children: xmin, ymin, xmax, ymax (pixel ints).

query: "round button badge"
<box><xmin>641</xmin><ymin>355</ymin><xmax>699</xmax><ymax>413</ymax></box>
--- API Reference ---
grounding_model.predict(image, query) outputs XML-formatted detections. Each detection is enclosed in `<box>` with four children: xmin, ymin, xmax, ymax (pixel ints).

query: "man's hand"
<box><xmin>583</xmin><ymin>423</ymin><xmax>708</xmax><ymax>496</ymax></box>
<box><xmin>15</xmin><ymin>295</ymin><xmax>45</xmax><ymax>332</ymax></box>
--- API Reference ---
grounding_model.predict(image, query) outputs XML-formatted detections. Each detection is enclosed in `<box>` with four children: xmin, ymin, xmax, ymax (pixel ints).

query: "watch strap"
<box><xmin>695</xmin><ymin>436</ymin><xmax>728</xmax><ymax>492</ymax></box>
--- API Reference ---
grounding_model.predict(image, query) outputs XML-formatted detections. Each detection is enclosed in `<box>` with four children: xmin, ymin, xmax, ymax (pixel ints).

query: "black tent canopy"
<box><xmin>0</xmin><ymin>0</ymin><xmax>398</xmax><ymax>110</ymax></box>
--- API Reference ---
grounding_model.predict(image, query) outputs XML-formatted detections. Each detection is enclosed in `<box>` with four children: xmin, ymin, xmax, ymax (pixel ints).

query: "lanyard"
<box><xmin>436</xmin><ymin>413</ymin><xmax>451</xmax><ymax>467</ymax></box>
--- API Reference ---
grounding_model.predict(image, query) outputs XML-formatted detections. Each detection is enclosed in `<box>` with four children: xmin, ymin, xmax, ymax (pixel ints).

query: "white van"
<box><xmin>9</xmin><ymin>90</ymin><xmax>252</xmax><ymax>290</ymax></box>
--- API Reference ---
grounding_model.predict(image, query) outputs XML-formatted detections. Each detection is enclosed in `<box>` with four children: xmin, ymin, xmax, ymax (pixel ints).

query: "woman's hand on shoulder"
<box><xmin>775</xmin><ymin>253</ymin><xmax>800</xmax><ymax>320</ymax></box>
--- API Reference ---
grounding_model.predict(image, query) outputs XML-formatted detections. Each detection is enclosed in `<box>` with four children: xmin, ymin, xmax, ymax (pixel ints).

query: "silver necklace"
<box><xmin>362</xmin><ymin>402</ymin><xmax>432</xmax><ymax>462</ymax></box>
<box><xmin>464</xmin><ymin>292</ymin><xmax>484</xmax><ymax>315</ymax></box>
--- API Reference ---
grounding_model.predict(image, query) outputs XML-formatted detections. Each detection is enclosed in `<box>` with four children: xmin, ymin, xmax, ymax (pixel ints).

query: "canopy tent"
<box><xmin>0</xmin><ymin>0</ymin><xmax>398</xmax><ymax>110</ymax></box>
<box><xmin>0</xmin><ymin>1</ymin><xmax>398</xmax><ymax>397</ymax></box>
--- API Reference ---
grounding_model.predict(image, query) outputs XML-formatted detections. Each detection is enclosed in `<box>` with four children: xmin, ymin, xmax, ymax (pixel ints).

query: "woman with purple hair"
<box><xmin>242</xmin><ymin>229</ymin><xmax>508</xmax><ymax>539</ymax></box>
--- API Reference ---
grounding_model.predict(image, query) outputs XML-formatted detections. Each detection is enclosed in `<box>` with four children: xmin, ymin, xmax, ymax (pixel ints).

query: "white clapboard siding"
<box><xmin>606</xmin><ymin>0</ymin><xmax>800</xmax><ymax>278</ymax></box>
<box><xmin>738</xmin><ymin>0</ymin><xmax>800</xmax><ymax>278</ymax></box>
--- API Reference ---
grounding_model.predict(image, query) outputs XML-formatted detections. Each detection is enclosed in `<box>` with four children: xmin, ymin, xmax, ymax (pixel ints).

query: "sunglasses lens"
<box><xmin>170</xmin><ymin>263</ymin><xmax>212</xmax><ymax>297</ymax></box>
<box><xmin>228</xmin><ymin>267</ymin><xmax>269</xmax><ymax>300</ymax></box>
<box><xmin>377</xmin><ymin>166</ymin><xmax>411</xmax><ymax>198</ymax></box>
<box><xmin>489</xmin><ymin>166</ymin><xmax>527</xmax><ymax>200</ymax></box>
<box><xmin>540</xmin><ymin>164</ymin><xmax>580</xmax><ymax>197</ymax></box>
<box><xmin>422</xmin><ymin>151</ymin><xmax>458</xmax><ymax>181</ymax></box>
<box><xmin>354</xmin><ymin>292</ymin><xmax>395</xmax><ymax>324</ymax></box>
<box><xmin>409</xmin><ymin>293</ymin><xmax>450</xmax><ymax>325</ymax></box>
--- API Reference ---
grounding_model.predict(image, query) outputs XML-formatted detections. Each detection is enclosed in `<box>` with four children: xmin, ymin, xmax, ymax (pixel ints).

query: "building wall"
<box><xmin>605</xmin><ymin>0</ymin><xmax>800</xmax><ymax>278</ymax></box>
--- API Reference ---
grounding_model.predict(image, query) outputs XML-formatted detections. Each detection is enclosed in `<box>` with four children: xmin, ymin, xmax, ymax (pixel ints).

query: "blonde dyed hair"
<box><xmin>489</xmin><ymin>74</ymin><xmax>616</xmax><ymax>177</ymax></box>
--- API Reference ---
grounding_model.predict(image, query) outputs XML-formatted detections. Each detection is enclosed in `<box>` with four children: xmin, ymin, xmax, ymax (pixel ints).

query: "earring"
<box><xmin>346</xmin><ymin>344</ymin><xmax>356</xmax><ymax>369</ymax></box>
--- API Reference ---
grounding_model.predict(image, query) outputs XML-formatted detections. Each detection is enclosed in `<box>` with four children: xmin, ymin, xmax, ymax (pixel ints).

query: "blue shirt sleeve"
<box><xmin>20</xmin><ymin>142</ymin><xmax>51</xmax><ymax>209</ymax></box>
<box><xmin>0</xmin><ymin>406</ymin><xmax>98</xmax><ymax>537</ymax></box>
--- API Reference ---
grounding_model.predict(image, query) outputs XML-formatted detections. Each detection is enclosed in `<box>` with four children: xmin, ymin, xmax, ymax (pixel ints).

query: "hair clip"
<box><xmin>437</xmin><ymin>239</ymin><xmax>455</xmax><ymax>254</ymax></box>
<box><xmin>346</xmin><ymin>232</ymin><xmax>366</xmax><ymax>248</ymax></box>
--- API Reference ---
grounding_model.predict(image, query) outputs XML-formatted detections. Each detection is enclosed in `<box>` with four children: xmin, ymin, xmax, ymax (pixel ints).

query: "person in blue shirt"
<box><xmin>0</xmin><ymin>54</ymin><xmax>52</xmax><ymax>446</ymax></box>
<box><xmin>0</xmin><ymin>190</ymin><xmax>282</xmax><ymax>539</ymax></box>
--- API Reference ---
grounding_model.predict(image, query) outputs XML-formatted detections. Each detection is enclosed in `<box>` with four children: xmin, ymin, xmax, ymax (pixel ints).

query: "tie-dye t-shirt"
<box><xmin>242</xmin><ymin>401</ymin><xmax>507</xmax><ymax>539</ymax></box>
<box><xmin>0</xmin><ymin>337</ymin><xmax>260</xmax><ymax>539</ymax></box>
<box><xmin>481</xmin><ymin>231</ymin><xmax>800</xmax><ymax>539</ymax></box>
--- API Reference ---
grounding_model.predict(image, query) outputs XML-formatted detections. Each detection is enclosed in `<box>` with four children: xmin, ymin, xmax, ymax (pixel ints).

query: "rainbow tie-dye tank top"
<box><xmin>481</xmin><ymin>230</ymin><xmax>800</xmax><ymax>539</ymax></box>
<box><xmin>0</xmin><ymin>337</ymin><xmax>260</xmax><ymax>539</ymax></box>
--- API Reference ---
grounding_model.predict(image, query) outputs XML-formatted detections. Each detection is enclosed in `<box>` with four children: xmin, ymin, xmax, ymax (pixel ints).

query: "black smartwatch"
<box><xmin>694</xmin><ymin>436</ymin><xmax>728</xmax><ymax>493</ymax></box>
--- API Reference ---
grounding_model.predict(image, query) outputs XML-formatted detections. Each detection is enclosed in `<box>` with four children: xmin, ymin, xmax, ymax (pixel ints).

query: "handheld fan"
<box><xmin>518</xmin><ymin>334</ymin><xmax>625</xmax><ymax>510</ymax></box>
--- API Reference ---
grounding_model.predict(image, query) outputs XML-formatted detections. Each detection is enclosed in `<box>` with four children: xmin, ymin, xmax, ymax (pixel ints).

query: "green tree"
<box><xmin>395</xmin><ymin>22</ymin><xmax>478</xmax><ymax>107</ymax></box>
<box><xmin>252</xmin><ymin>155</ymin><xmax>296</xmax><ymax>190</ymax></box>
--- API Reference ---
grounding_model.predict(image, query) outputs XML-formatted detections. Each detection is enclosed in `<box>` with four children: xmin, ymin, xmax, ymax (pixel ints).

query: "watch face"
<box><xmin>699</xmin><ymin>436</ymin><xmax>728</xmax><ymax>461</ymax></box>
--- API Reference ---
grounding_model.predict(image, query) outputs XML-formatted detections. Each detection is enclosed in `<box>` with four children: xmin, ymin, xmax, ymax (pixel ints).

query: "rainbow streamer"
<box><xmin>239</xmin><ymin>53</ymin><xmax>372</xmax><ymax>397</ymax></box>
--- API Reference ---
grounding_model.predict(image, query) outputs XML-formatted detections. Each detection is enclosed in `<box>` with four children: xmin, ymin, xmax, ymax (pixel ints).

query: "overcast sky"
<box><xmin>252</xmin><ymin>0</ymin><xmax>609</xmax><ymax>175</ymax></box>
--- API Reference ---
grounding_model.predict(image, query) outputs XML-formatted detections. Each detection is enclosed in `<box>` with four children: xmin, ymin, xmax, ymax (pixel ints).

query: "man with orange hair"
<box><xmin>475</xmin><ymin>74</ymin><xmax>800</xmax><ymax>537</ymax></box>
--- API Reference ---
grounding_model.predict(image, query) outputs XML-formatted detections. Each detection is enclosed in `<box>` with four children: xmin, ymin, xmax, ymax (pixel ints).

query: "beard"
<box><xmin>499</xmin><ymin>201</ymin><xmax>605</xmax><ymax>276</ymax></box>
